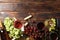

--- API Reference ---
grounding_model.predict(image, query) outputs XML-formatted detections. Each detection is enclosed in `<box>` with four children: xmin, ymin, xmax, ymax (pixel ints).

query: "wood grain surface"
<box><xmin>0</xmin><ymin>0</ymin><xmax>60</xmax><ymax>21</ymax></box>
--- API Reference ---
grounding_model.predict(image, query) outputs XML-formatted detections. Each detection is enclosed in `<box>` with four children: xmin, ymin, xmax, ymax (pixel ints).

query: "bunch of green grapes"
<box><xmin>4</xmin><ymin>17</ymin><xmax>14</xmax><ymax>31</ymax></box>
<box><xmin>49</xmin><ymin>18</ymin><xmax>56</xmax><ymax>31</ymax></box>
<box><xmin>44</xmin><ymin>18</ymin><xmax>56</xmax><ymax>31</ymax></box>
<box><xmin>4</xmin><ymin>17</ymin><xmax>22</xmax><ymax>39</ymax></box>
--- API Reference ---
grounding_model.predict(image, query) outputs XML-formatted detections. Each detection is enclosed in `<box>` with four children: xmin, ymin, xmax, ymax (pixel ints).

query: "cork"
<box><xmin>24</xmin><ymin>15</ymin><xmax>32</xmax><ymax>20</ymax></box>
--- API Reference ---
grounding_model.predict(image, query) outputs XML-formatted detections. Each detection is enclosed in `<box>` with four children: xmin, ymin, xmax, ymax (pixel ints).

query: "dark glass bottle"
<box><xmin>0</xmin><ymin>29</ymin><xmax>6</xmax><ymax>40</ymax></box>
<box><xmin>49</xmin><ymin>31</ymin><xmax>58</xmax><ymax>40</ymax></box>
<box><xmin>0</xmin><ymin>23</ymin><xmax>10</xmax><ymax>40</ymax></box>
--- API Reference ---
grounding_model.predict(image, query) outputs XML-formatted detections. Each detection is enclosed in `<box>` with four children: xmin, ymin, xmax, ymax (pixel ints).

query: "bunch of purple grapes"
<box><xmin>24</xmin><ymin>26</ymin><xmax>45</xmax><ymax>40</ymax></box>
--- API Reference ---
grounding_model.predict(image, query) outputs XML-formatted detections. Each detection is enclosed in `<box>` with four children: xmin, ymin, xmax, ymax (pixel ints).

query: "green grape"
<box><xmin>9</xmin><ymin>34</ymin><xmax>12</xmax><ymax>38</ymax></box>
<box><xmin>10</xmin><ymin>26</ymin><xmax>14</xmax><ymax>31</ymax></box>
<box><xmin>15</xmin><ymin>32</ymin><xmax>19</xmax><ymax>35</ymax></box>
<box><xmin>14</xmin><ymin>35</ymin><xmax>20</xmax><ymax>38</ymax></box>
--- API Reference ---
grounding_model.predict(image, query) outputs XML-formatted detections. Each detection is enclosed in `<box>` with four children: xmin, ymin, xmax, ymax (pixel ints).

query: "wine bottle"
<box><xmin>0</xmin><ymin>20</ymin><xmax>10</xmax><ymax>40</ymax></box>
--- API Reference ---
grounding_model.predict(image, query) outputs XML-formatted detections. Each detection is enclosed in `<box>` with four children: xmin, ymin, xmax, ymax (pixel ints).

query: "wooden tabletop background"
<box><xmin>0</xmin><ymin>0</ymin><xmax>60</xmax><ymax>22</ymax></box>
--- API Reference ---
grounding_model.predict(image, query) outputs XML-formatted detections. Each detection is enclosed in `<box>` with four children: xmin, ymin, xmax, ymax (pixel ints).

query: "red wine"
<box><xmin>14</xmin><ymin>20</ymin><xmax>22</xmax><ymax>29</ymax></box>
